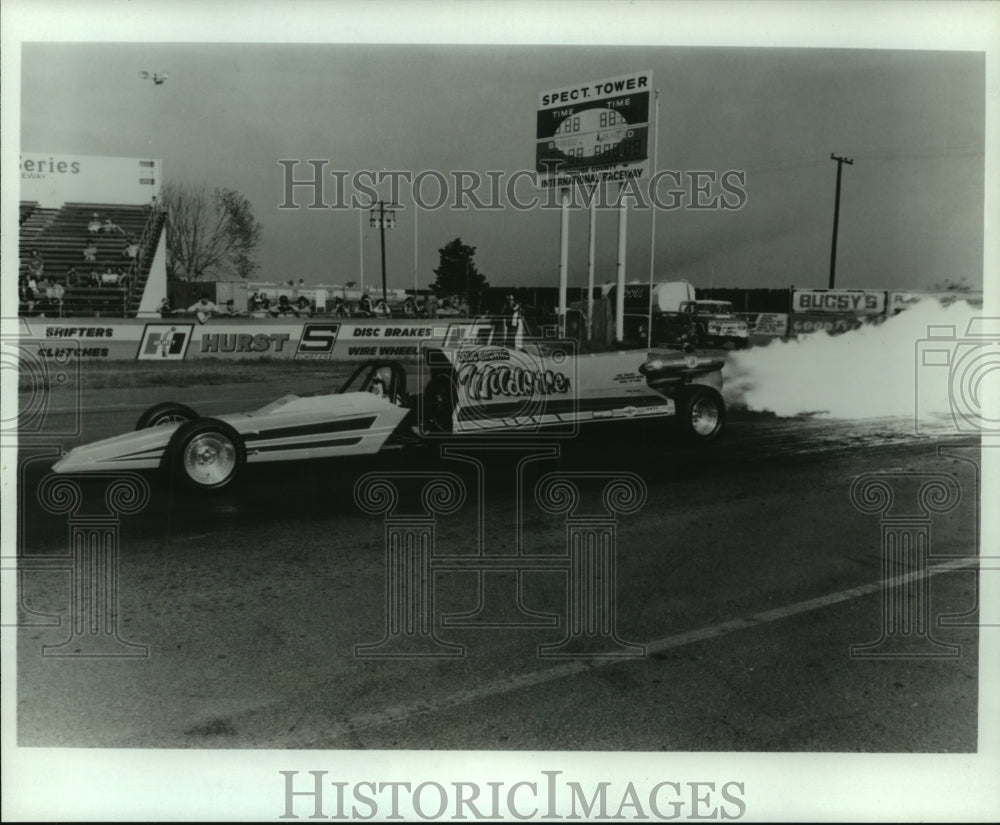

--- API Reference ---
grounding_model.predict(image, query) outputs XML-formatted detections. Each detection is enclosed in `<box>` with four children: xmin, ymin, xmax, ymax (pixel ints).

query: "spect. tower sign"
<box><xmin>536</xmin><ymin>69</ymin><xmax>652</xmax><ymax>188</ymax></box>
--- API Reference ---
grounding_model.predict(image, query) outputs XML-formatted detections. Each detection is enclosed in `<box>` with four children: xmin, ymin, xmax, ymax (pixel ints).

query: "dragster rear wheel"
<box><xmin>676</xmin><ymin>386</ymin><xmax>725</xmax><ymax>443</ymax></box>
<box><xmin>135</xmin><ymin>402</ymin><xmax>198</xmax><ymax>430</ymax></box>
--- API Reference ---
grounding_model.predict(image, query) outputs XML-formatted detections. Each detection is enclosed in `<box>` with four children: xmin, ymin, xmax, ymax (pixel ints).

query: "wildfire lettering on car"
<box><xmin>457</xmin><ymin>362</ymin><xmax>570</xmax><ymax>401</ymax></box>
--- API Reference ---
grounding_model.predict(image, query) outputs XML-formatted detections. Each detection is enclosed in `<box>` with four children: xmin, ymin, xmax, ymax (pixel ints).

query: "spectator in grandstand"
<box><xmin>18</xmin><ymin>276</ymin><xmax>35</xmax><ymax>315</ymax></box>
<box><xmin>65</xmin><ymin>267</ymin><xmax>81</xmax><ymax>288</ymax></box>
<box><xmin>88</xmin><ymin>213</ymin><xmax>102</xmax><ymax>234</ymax></box>
<box><xmin>83</xmin><ymin>240</ymin><xmax>98</xmax><ymax>263</ymax></box>
<box><xmin>27</xmin><ymin>249</ymin><xmax>45</xmax><ymax>279</ymax></box>
<box><xmin>89</xmin><ymin>269</ymin><xmax>101</xmax><ymax>287</ymax></box>
<box><xmin>117</xmin><ymin>268</ymin><xmax>130</xmax><ymax>293</ymax></box>
<box><xmin>101</xmin><ymin>265</ymin><xmax>119</xmax><ymax>286</ymax></box>
<box><xmin>158</xmin><ymin>297</ymin><xmax>173</xmax><ymax>317</ymax></box>
<box><xmin>101</xmin><ymin>216</ymin><xmax>121</xmax><ymax>235</ymax></box>
<box><xmin>51</xmin><ymin>281</ymin><xmax>65</xmax><ymax>315</ymax></box>
<box><xmin>188</xmin><ymin>295</ymin><xmax>220</xmax><ymax>324</ymax></box>
<box><xmin>122</xmin><ymin>236</ymin><xmax>140</xmax><ymax>260</ymax></box>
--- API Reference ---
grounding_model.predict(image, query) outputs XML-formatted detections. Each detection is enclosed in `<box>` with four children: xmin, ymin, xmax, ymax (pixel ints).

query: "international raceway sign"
<box><xmin>536</xmin><ymin>69</ymin><xmax>652</xmax><ymax>187</ymax></box>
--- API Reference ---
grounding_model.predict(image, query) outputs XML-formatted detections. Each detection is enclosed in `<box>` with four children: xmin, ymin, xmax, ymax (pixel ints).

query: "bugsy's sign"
<box><xmin>791</xmin><ymin>289</ymin><xmax>887</xmax><ymax>315</ymax></box>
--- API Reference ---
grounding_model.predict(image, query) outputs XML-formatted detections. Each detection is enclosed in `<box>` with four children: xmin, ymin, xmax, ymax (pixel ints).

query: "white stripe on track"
<box><xmin>295</xmin><ymin>557</ymin><xmax>980</xmax><ymax>747</ymax></box>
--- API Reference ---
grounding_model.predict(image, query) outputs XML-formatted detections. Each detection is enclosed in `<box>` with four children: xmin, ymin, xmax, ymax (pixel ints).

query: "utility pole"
<box><xmin>828</xmin><ymin>153</ymin><xmax>854</xmax><ymax>289</ymax></box>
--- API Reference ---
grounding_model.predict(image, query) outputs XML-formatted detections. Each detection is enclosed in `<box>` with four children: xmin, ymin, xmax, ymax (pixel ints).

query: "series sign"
<box><xmin>536</xmin><ymin>70</ymin><xmax>652</xmax><ymax>186</ymax></box>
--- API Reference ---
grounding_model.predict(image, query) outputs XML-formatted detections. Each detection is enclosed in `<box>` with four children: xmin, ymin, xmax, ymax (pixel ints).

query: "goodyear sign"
<box><xmin>536</xmin><ymin>70</ymin><xmax>652</xmax><ymax>186</ymax></box>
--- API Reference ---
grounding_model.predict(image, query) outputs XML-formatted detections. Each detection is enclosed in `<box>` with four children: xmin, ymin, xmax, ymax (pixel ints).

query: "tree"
<box><xmin>431</xmin><ymin>238</ymin><xmax>489</xmax><ymax>313</ymax></box>
<box><xmin>161</xmin><ymin>183</ymin><xmax>263</xmax><ymax>281</ymax></box>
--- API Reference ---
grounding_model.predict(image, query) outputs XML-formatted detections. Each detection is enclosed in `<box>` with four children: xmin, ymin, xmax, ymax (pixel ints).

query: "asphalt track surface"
<box><xmin>14</xmin><ymin>375</ymin><xmax>982</xmax><ymax>751</ymax></box>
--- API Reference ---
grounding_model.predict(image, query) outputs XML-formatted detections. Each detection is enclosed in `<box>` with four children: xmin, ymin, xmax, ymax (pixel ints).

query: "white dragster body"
<box><xmin>52</xmin><ymin>337</ymin><xmax>728</xmax><ymax>491</ymax></box>
<box><xmin>52</xmin><ymin>392</ymin><xmax>408</xmax><ymax>473</ymax></box>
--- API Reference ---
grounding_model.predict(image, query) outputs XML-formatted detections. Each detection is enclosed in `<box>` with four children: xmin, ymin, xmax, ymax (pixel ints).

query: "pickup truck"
<box><xmin>679</xmin><ymin>300</ymin><xmax>750</xmax><ymax>349</ymax></box>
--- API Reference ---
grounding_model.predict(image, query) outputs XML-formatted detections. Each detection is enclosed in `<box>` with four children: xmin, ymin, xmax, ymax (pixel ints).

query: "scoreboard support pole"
<box><xmin>646</xmin><ymin>89</ymin><xmax>661</xmax><ymax>350</ymax></box>
<box><xmin>586</xmin><ymin>184</ymin><xmax>597</xmax><ymax>341</ymax></box>
<box><xmin>558</xmin><ymin>187</ymin><xmax>570</xmax><ymax>337</ymax></box>
<box><xmin>615</xmin><ymin>183</ymin><xmax>628</xmax><ymax>344</ymax></box>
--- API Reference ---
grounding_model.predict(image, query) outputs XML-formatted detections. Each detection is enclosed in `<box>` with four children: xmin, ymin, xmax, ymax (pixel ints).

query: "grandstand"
<box><xmin>18</xmin><ymin>201</ymin><xmax>166</xmax><ymax>319</ymax></box>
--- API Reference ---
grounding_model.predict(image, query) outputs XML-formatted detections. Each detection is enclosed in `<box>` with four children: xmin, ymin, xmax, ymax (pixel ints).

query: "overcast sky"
<box><xmin>15</xmin><ymin>17</ymin><xmax>989</xmax><ymax>295</ymax></box>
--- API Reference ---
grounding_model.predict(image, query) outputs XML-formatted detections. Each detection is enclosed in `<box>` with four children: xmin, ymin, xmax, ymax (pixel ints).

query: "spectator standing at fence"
<box><xmin>83</xmin><ymin>240</ymin><xmax>97</xmax><ymax>263</ymax></box>
<box><xmin>188</xmin><ymin>296</ymin><xmax>219</xmax><ymax>324</ymax></box>
<box><xmin>158</xmin><ymin>297</ymin><xmax>173</xmax><ymax>317</ymax></box>
<box><xmin>272</xmin><ymin>295</ymin><xmax>295</xmax><ymax>317</ymax></box>
<box><xmin>359</xmin><ymin>292</ymin><xmax>375</xmax><ymax>317</ymax></box>
<box><xmin>504</xmin><ymin>294</ymin><xmax>524</xmax><ymax>349</ymax></box>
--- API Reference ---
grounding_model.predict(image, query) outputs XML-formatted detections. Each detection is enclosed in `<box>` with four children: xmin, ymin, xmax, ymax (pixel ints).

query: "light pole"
<box><xmin>369</xmin><ymin>201</ymin><xmax>398</xmax><ymax>303</ymax></box>
<box><xmin>138</xmin><ymin>70</ymin><xmax>168</xmax><ymax>160</ymax></box>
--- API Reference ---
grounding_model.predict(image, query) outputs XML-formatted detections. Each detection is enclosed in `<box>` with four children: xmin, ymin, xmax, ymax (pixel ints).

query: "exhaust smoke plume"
<box><xmin>723</xmin><ymin>300</ymin><xmax>997</xmax><ymax>433</ymax></box>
